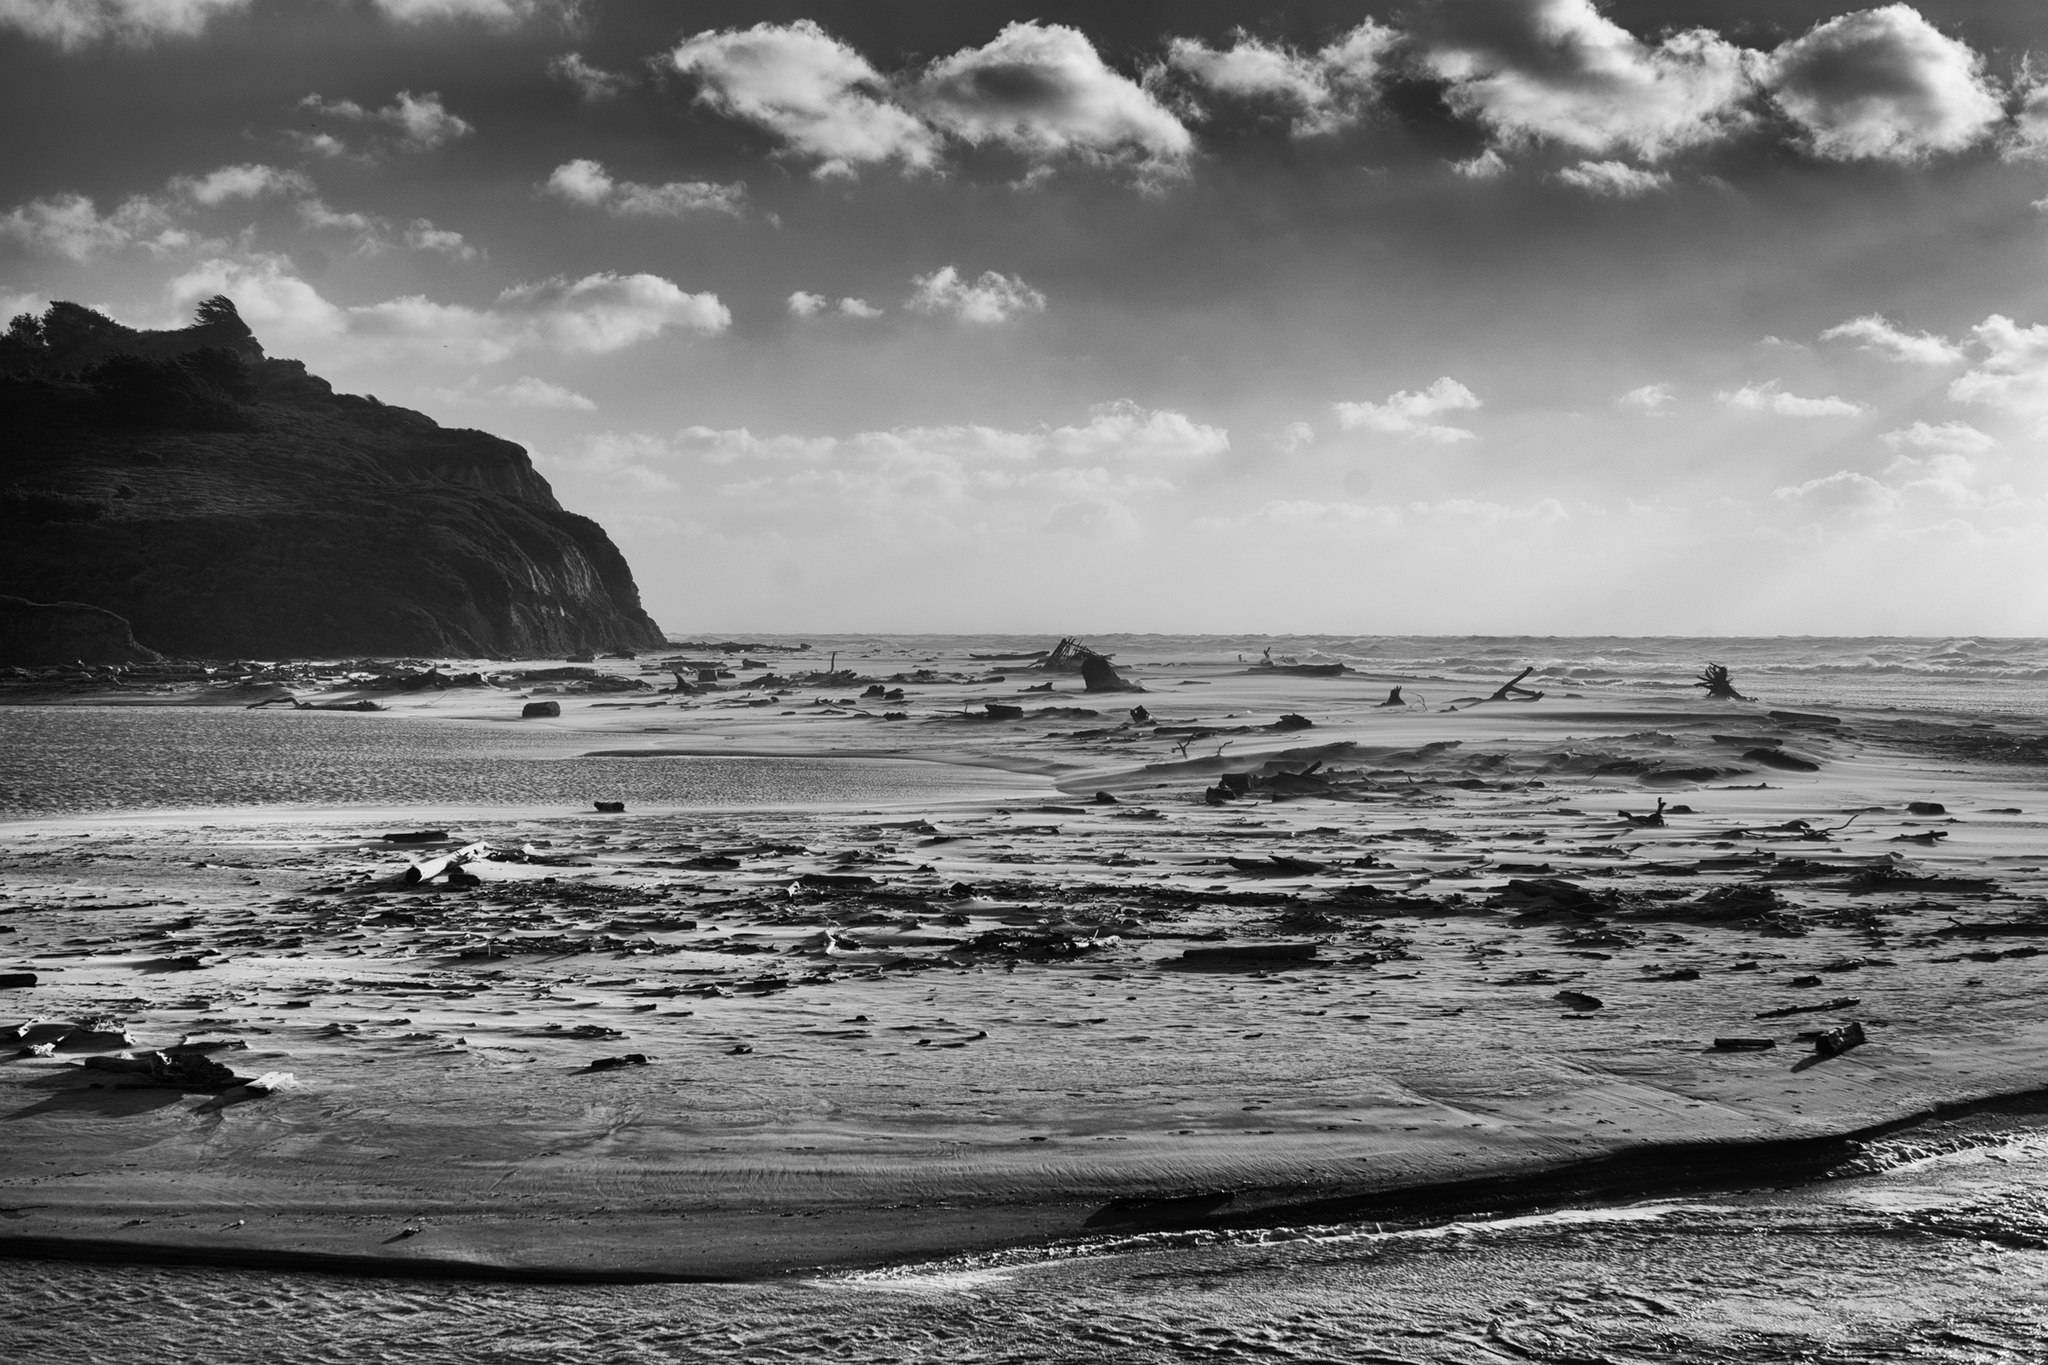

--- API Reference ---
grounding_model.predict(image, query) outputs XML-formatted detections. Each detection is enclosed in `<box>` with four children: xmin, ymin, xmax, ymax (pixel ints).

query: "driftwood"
<box><xmin>1487</xmin><ymin>667</ymin><xmax>1544</xmax><ymax>703</ymax></box>
<box><xmin>1695</xmin><ymin>663</ymin><xmax>1750</xmax><ymax>700</ymax></box>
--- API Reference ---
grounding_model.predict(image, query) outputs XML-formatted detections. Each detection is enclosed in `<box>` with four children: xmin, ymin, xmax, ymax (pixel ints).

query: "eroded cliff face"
<box><xmin>0</xmin><ymin>299</ymin><xmax>666</xmax><ymax>660</ymax></box>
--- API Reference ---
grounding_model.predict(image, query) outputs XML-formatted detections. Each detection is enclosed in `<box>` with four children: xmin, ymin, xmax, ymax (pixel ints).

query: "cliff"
<box><xmin>0</xmin><ymin>298</ymin><xmax>666</xmax><ymax>661</ymax></box>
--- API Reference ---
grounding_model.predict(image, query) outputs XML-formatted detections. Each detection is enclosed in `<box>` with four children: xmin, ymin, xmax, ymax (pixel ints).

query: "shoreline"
<box><xmin>4</xmin><ymin>645</ymin><xmax>2044</xmax><ymax>1290</ymax></box>
<box><xmin>7</xmin><ymin>1080</ymin><xmax>2048</xmax><ymax>1284</ymax></box>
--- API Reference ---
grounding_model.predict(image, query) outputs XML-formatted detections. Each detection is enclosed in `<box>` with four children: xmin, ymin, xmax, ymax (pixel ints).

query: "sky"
<box><xmin>3</xmin><ymin>0</ymin><xmax>2046</xmax><ymax>637</ymax></box>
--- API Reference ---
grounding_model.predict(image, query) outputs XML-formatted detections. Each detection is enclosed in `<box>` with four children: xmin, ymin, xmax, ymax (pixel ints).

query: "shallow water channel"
<box><xmin>6</xmin><ymin>1124</ymin><xmax>2046</xmax><ymax>1364</ymax></box>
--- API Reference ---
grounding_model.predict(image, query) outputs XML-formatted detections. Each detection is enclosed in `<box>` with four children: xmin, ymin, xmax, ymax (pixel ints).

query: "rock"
<box><xmin>1554</xmin><ymin>990</ymin><xmax>1604</xmax><ymax>1011</ymax></box>
<box><xmin>0</xmin><ymin>971</ymin><xmax>36</xmax><ymax>989</ymax></box>
<box><xmin>1081</xmin><ymin>654</ymin><xmax>1140</xmax><ymax>693</ymax></box>
<box><xmin>1907</xmin><ymin>801</ymin><xmax>1947</xmax><ymax>815</ymax></box>
<box><xmin>522</xmin><ymin>700</ymin><xmax>561</xmax><ymax>719</ymax></box>
<box><xmin>593</xmin><ymin>800</ymin><xmax>625</xmax><ymax>813</ymax></box>
<box><xmin>1712</xmin><ymin>1037</ymin><xmax>1777</xmax><ymax>1051</ymax></box>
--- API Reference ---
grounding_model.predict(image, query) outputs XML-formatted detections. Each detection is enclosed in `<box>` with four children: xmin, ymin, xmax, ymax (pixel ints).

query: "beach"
<box><xmin>3</xmin><ymin>637</ymin><xmax>2046</xmax><ymax>1310</ymax></box>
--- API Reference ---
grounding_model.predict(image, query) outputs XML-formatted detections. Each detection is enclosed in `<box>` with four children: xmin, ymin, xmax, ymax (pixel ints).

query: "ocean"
<box><xmin>2</xmin><ymin>635</ymin><xmax>2044</xmax><ymax>1362</ymax></box>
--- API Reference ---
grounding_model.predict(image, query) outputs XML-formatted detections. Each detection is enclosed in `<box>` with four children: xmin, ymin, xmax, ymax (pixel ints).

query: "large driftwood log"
<box><xmin>1695</xmin><ymin>662</ymin><xmax>1750</xmax><ymax>700</ymax></box>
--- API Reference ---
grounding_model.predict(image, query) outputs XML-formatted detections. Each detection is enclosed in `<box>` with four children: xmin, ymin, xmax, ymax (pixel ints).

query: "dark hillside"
<box><xmin>0</xmin><ymin>298</ymin><xmax>665</xmax><ymax>660</ymax></box>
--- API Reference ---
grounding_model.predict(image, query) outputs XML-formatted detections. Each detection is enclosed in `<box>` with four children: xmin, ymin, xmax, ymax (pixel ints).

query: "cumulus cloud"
<box><xmin>1819</xmin><ymin>313</ymin><xmax>1965</xmax><ymax>364</ymax></box>
<box><xmin>1762</xmin><ymin>6</ymin><xmax>2003</xmax><ymax>161</ymax></box>
<box><xmin>1553</xmin><ymin>159</ymin><xmax>1670</xmax><ymax>196</ymax></box>
<box><xmin>1450</xmin><ymin>148</ymin><xmax>1510</xmax><ymax>179</ymax></box>
<box><xmin>0</xmin><ymin>191</ymin><xmax>189</xmax><ymax>260</ymax></box>
<box><xmin>549</xmin><ymin>52</ymin><xmax>631</xmax><ymax>102</ymax></box>
<box><xmin>401</xmin><ymin>219</ymin><xmax>476</xmax><ymax>259</ymax></box>
<box><xmin>1150</xmin><ymin>22</ymin><xmax>1396</xmax><ymax>136</ymax></box>
<box><xmin>1618</xmin><ymin>382</ymin><xmax>1676</xmax><ymax>412</ymax></box>
<box><xmin>425</xmin><ymin>375</ymin><xmax>597</xmax><ymax>411</ymax></box>
<box><xmin>670</xmin><ymin>20</ymin><xmax>938</xmax><ymax>178</ymax></box>
<box><xmin>1880</xmin><ymin>420</ymin><xmax>1996</xmax><ymax>455</ymax></box>
<box><xmin>1717</xmin><ymin>380</ymin><xmax>1866</xmax><ymax>417</ymax></box>
<box><xmin>167</xmin><ymin>256</ymin><xmax>726</xmax><ymax>365</ymax></box>
<box><xmin>911</xmin><ymin>22</ymin><xmax>1193</xmax><ymax>178</ymax></box>
<box><xmin>498</xmin><ymin>273</ymin><xmax>731</xmax><ymax>353</ymax></box>
<box><xmin>1948</xmin><ymin>314</ymin><xmax>2048</xmax><ymax>416</ymax></box>
<box><xmin>544</xmin><ymin>159</ymin><xmax>745</xmax><ymax>218</ymax></box>
<box><xmin>298</xmin><ymin>90</ymin><xmax>474</xmax><ymax>154</ymax></box>
<box><xmin>0</xmin><ymin>0</ymin><xmax>248</xmax><ymax>49</ymax></box>
<box><xmin>907</xmin><ymin>266</ymin><xmax>1045</xmax><ymax>324</ymax></box>
<box><xmin>1334</xmin><ymin>377</ymin><xmax>1482</xmax><ymax>442</ymax></box>
<box><xmin>791</xmin><ymin>292</ymin><xmax>882</xmax><ymax>320</ymax></box>
<box><xmin>170</xmin><ymin>163</ymin><xmax>312</xmax><ymax>206</ymax></box>
<box><xmin>1417</xmin><ymin>0</ymin><xmax>1756</xmax><ymax>160</ymax></box>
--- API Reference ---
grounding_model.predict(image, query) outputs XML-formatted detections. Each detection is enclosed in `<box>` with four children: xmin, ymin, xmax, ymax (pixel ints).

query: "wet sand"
<box><xmin>3</xmin><ymin>647</ymin><xmax>2045</xmax><ymax>1279</ymax></box>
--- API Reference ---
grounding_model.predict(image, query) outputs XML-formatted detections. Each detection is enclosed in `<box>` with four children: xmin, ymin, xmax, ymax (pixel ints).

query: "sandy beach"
<box><xmin>3</xmin><ymin>644</ymin><xmax>2045</xmax><ymax>1282</ymax></box>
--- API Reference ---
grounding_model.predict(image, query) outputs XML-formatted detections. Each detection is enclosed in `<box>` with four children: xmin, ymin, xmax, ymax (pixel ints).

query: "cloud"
<box><xmin>790</xmin><ymin>291</ymin><xmax>883</xmax><ymax>320</ymax></box>
<box><xmin>1717</xmin><ymin>379</ymin><xmax>1866</xmax><ymax>417</ymax></box>
<box><xmin>297</xmin><ymin>200</ymin><xmax>478</xmax><ymax>259</ymax></box>
<box><xmin>2009</xmin><ymin>78</ymin><xmax>2048</xmax><ymax>160</ymax></box>
<box><xmin>907</xmin><ymin>266</ymin><xmax>1045</xmax><ymax>324</ymax></box>
<box><xmin>1948</xmin><ymin>314</ymin><xmax>2048</xmax><ymax>416</ymax></box>
<box><xmin>1553</xmin><ymin>159</ymin><xmax>1670</xmax><ymax>196</ymax></box>
<box><xmin>670</xmin><ymin>19</ymin><xmax>939</xmax><ymax>178</ymax></box>
<box><xmin>0</xmin><ymin>0</ymin><xmax>248</xmax><ymax>49</ymax></box>
<box><xmin>299</xmin><ymin>90</ymin><xmax>474</xmax><ymax>153</ymax></box>
<box><xmin>167</xmin><ymin>256</ymin><xmax>726</xmax><ymax>365</ymax></box>
<box><xmin>169</xmin><ymin>163</ymin><xmax>312</xmax><ymax>206</ymax></box>
<box><xmin>569</xmin><ymin>402</ymin><xmax>1223</xmax><ymax>542</ymax></box>
<box><xmin>1270</xmin><ymin>420</ymin><xmax>1316</xmax><ymax>454</ymax></box>
<box><xmin>497</xmin><ymin>272</ymin><xmax>731</xmax><ymax>353</ymax></box>
<box><xmin>1880</xmin><ymin>420</ymin><xmax>1995</xmax><ymax>455</ymax></box>
<box><xmin>1416</xmin><ymin>0</ymin><xmax>1756</xmax><ymax>159</ymax></box>
<box><xmin>425</xmin><ymin>375</ymin><xmax>596</xmax><ymax>411</ymax></box>
<box><xmin>1772</xmin><ymin>469</ymin><xmax>1903</xmax><ymax>514</ymax></box>
<box><xmin>1819</xmin><ymin>313</ymin><xmax>1965</xmax><ymax>364</ymax></box>
<box><xmin>0</xmin><ymin>192</ymin><xmax>188</xmax><ymax>260</ymax></box>
<box><xmin>1450</xmin><ymin>148</ymin><xmax>1510</xmax><ymax>179</ymax></box>
<box><xmin>1334</xmin><ymin>377</ymin><xmax>1482</xmax><ymax>442</ymax></box>
<box><xmin>1617</xmin><ymin>382</ymin><xmax>1675</xmax><ymax>412</ymax></box>
<box><xmin>366</xmin><ymin>0</ymin><xmax>560</xmax><ymax>25</ymax></box>
<box><xmin>1762</xmin><ymin>6</ymin><xmax>2004</xmax><ymax>161</ymax></box>
<box><xmin>1150</xmin><ymin>22</ymin><xmax>1396</xmax><ymax>136</ymax></box>
<box><xmin>544</xmin><ymin>159</ymin><xmax>745</xmax><ymax>218</ymax></box>
<box><xmin>400</xmin><ymin>219</ymin><xmax>476</xmax><ymax>259</ymax></box>
<box><xmin>286</xmin><ymin>131</ymin><xmax>353</xmax><ymax>160</ymax></box>
<box><xmin>911</xmin><ymin>22</ymin><xmax>1192</xmax><ymax>179</ymax></box>
<box><xmin>549</xmin><ymin>51</ymin><xmax>630</xmax><ymax>102</ymax></box>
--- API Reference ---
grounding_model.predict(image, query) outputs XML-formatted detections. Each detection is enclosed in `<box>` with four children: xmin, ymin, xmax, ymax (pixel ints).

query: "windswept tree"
<box><xmin>193</xmin><ymin>295</ymin><xmax>242</xmax><ymax>329</ymax></box>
